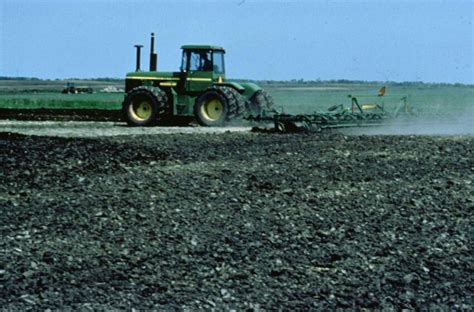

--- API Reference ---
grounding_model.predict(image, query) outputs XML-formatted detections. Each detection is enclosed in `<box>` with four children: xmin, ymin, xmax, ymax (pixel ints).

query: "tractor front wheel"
<box><xmin>122</xmin><ymin>86</ymin><xmax>168</xmax><ymax>126</ymax></box>
<box><xmin>194</xmin><ymin>87</ymin><xmax>244</xmax><ymax>126</ymax></box>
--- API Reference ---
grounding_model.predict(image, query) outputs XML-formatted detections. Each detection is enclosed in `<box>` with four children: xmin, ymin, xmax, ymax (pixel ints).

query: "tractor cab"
<box><xmin>180</xmin><ymin>46</ymin><xmax>226</xmax><ymax>92</ymax></box>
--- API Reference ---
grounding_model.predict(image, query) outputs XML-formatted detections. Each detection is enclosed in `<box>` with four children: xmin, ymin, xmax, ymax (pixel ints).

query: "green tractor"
<box><xmin>122</xmin><ymin>33</ymin><xmax>273</xmax><ymax>126</ymax></box>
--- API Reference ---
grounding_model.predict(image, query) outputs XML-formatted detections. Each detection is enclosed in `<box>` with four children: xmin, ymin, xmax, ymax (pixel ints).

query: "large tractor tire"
<box><xmin>122</xmin><ymin>86</ymin><xmax>168</xmax><ymax>126</ymax></box>
<box><xmin>194</xmin><ymin>86</ymin><xmax>245</xmax><ymax>126</ymax></box>
<box><xmin>248</xmin><ymin>89</ymin><xmax>274</xmax><ymax>116</ymax></box>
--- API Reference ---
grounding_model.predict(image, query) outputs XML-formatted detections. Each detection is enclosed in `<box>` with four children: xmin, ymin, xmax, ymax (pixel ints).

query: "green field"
<box><xmin>0</xmin><ymin>79</ymin><xmax>124</xmax><ymax>111</ymax></box>
<box><xmin>267</xmin><ymin>84</ymin><xmax>474</xmax><ymax>115</ymax></box>
<box><xmin>0</xmin><ymin>79</ymin><xmax>472</xmax><ymax>115</ymax></box>
<box><xmin>0</xmin><ymin>92</ymin><xmax>123</xmax><ymax>110</ymax></box>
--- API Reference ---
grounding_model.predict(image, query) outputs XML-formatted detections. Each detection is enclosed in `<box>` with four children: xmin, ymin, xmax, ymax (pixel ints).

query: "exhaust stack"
<box><xmin>150</xmin><ymin>33</ymin><xmax>157</xmax><ymax>71</ymax></box>
<box><xmin>134</xmin><ymin>44</ymin><xmax>143</xmax><ymax>72</ymax></box>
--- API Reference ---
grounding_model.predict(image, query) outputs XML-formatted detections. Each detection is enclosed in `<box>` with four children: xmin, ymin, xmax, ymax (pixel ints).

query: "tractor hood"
<box><xmin>126</xmin><ymin>71</ymin><xmax>180</xmax><ymax>80</ymax></box>
<box><xmin>124</xmin><ymin>71</ymin><xmax>181</xmax><ymax>92</ymax></box>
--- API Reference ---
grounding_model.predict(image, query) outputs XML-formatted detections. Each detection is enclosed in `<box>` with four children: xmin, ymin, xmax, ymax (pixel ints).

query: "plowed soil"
<box><xmin>0</xmin><ymin>131</ymin><xmax>472</xmax><ymax>310</ymax></box>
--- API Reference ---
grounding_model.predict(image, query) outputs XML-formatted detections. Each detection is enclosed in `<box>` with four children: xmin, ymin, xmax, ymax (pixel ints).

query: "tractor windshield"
<box><xmin>187</xmin><ymin>51</ymin><xmax>212</xmax><ymax>71</ymax></box>
<box><xmin>181</xmin><ymin>52</ymin><xmax>188</xmax><ymax>72</ymax></box>
<box><xmin>181</xmin><ymin>49</ymin><xmax>225</xmax><ymax>73</ymax></box>
<box><xmin>213</xmin><ymin>51</ymin><xmax>225</xmax><ymax>74</ymax></box>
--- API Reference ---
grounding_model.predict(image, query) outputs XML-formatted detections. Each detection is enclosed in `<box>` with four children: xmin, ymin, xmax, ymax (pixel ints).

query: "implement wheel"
<box><xmin>248</xmin><ymin>89</ymin><xmax>274</xmax><ymax>115</ymax></box>
<box><xmin>122</xmin><ymin>86</ymin><xmax>168</xmax><ymax>126</ymax></box>
<box><xmin>194</xmin><ymin>86</ymin><xmax>244</xmax><ymax>126</ymax></box>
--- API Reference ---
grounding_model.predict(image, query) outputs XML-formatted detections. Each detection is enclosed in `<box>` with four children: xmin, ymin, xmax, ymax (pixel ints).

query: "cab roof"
<box><xmin>181</xmin><ymin>45</ymin><xmax>225</xmax><ymax>51</ymax></box>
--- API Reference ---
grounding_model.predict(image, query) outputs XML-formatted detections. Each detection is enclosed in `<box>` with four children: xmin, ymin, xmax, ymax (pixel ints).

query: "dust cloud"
<box><xmin>344</xmin><ymin>104</ymin><xmax>474</xmax><ymax>136</ymax></box>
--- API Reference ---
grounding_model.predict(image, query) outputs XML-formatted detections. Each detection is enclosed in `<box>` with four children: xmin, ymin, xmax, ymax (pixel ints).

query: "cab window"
<box><xmin>213</xmin><ymin>51</ymin><xmax>225</xmax><ymax>74</ymax></box>
<box><xmin>189</xmin><ymin>50</ymin><xmax>212</xmax><ymax>71</ymax></box>
<box><xmin>181</xmin><ymin>52</ymin><xmax>188</xmax><ymax>71</ymax></box>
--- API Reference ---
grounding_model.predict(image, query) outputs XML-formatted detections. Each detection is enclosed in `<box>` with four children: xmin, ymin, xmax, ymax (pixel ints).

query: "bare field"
<box><xmin>0</xmin><ymin>120</ymin><xmax>251</xmax><ymax>137</ymax></box>
<box><xmin>0</xmin><ymin>80</ymin><xmax>472</xmax><ymax>309</ymax></box>
<box><xmin>0</xmin><ymin>131</ymin><xmax>472</xmax><ymax>310</ymax></box>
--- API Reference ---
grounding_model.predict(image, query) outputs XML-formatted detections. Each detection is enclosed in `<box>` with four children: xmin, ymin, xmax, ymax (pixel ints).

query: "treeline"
<box><xmin>59</xmin><ymin>78</ymin><xmax>123</xmax><ymax>82</ymax></box>
<box><xmin>0</xmin><ymin>77</ymin><xmax>123</xmax><ymax>82</ymax></box>
<box><xmin>0</xmin><ymin>76</ymin><xmax>471</xmax><ymax>87</ymax></box>
<box><xmin>0</xmin><ymin>76</ymin><xmax>42</xmax><ymax>81</ymax></box>
<box><xmin>234</xmin><ymin>78</ymin><xmax>471</xmax><ymax>87</ymax></box>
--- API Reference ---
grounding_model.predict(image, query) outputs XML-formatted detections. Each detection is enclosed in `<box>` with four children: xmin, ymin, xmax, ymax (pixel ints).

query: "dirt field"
<box><xmin>0</xmin><ymin>120</ymin><xmax>250</xmax><ymax>137</ymax></box>
<box><xmin>0</xmin><ymin>130</ymin><xmax>472</xmax><ymax>310</ymax></box>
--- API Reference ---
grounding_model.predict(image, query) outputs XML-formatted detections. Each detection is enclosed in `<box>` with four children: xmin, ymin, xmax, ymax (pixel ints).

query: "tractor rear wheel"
<box><xmin>122</xmin><ymin>86</ymin><xmax>168</xmax><ymax>126</ymax></box>
<box><xmin>248</xmin><ymin>89</ymin><xmax>274</xmax><ymax>116</ymax></box>
<box><xmin>194</xmin><ymin>86</ymin><xmax>244</xmax><ymax>126</ymax></box>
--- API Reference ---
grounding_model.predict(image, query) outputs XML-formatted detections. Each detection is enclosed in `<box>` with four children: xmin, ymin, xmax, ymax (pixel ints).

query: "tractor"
<box><xmin>122</xmin><ymin>33</ymin><xmax>273</xmax><ymax>126</ymax></box>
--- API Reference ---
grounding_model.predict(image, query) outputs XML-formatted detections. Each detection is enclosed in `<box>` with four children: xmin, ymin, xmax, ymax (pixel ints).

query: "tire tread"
<box><xmin>122</xmin><ymin>86</ymin><xmax>168</xmax><ymax>126</ymax></box>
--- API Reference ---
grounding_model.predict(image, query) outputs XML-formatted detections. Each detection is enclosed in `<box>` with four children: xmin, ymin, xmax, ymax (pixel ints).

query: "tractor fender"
<box><xmin>237</xmin><ymin>82</ymin><xmax>262</xmax><ymax>100</ymax></box>
<box><xmin>213</xmin><ymin>81</ymin><xmax>263</xmax><ymax>100</ymax></box>
<box><xmin>213</xmin><ymin>82</ymin><xmax>245</xmax><ymax>92</ymax></box>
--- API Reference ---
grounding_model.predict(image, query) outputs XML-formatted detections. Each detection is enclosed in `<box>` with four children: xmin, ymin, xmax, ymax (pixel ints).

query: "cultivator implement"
<box><xmin>246</xmin><ymin>90</ymin><xmax>412</xmax><ymax>132</ymax></box>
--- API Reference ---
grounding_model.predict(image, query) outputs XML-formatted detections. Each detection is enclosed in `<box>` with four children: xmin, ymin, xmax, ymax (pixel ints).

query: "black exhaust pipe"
<box><xmin>150</xmin><ymin>33</ymin><xmax>157</xmax><ymax>71</ymax></box>
<box><xmin>134</xmin><ymin>44</ymin><xmax>143</xmax><ymax>72</ymax></box>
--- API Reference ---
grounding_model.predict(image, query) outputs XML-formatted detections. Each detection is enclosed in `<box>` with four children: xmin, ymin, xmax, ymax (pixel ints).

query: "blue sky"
<box><xmin>0</xmin><ymin>0</ymin><xmax>472</xmax><ymax>83</ymax></box>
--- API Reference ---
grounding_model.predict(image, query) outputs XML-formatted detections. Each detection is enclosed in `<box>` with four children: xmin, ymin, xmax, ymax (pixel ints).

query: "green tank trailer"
<box><xmin>62</xmin><ymin>82</ymin><xmax>93</xmax><ymax>94</ymax></box>
<box><xmin>122</xmin><ymin>33</ymin><xmax>273</xmax><ymax>126</ymax></box>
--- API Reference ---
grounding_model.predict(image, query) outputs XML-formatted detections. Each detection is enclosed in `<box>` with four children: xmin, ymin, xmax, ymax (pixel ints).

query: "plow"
<box><xmin>246</xmin><ymin>89</ymin><xmax>412</xmax><ymax>132</ymax></box>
